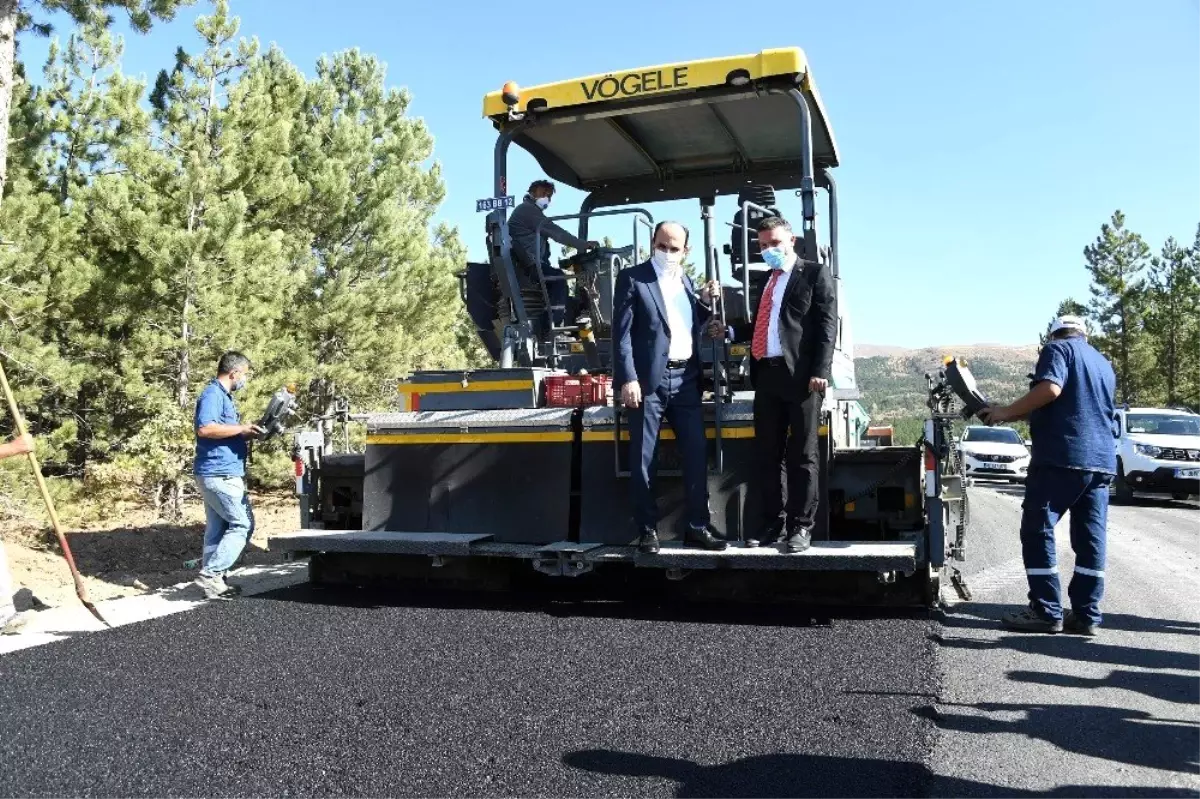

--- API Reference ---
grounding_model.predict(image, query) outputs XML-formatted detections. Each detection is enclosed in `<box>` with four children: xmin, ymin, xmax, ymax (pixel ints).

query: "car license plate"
<box><xmin>978</xmin><ymin>464</ymin><xmax>1006</xmax><ymax>470</ymax></box>
<box><xmin>1176</xmin><ymin>468</ymin><xmax>1200</xmax><ymax>479</ymax></box>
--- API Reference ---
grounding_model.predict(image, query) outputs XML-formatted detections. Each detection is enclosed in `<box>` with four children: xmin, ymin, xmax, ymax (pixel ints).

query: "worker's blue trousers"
<box><xmin>1020</xmin><ymin>466</ymin><xmax>1111</xmax><ymax>625</ymax></box>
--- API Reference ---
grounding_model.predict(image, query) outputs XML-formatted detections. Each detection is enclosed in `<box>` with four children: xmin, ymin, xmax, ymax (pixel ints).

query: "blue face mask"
<box><xmin>761</xmin><ymin>246</ymin><xmax>790</xmax><ymax>269</ymax></box>
<box><xmin>233</xmin><ymin>376</ymin><xmax>248</xmax><ymax>392</ymax></box>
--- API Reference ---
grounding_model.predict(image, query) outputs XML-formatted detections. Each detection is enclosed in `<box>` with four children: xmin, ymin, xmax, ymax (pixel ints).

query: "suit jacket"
<box><xmin>733</xmin><ymin>260</ymin><xmax>838</xmax><ymax>386</ymax></box>
<box><xmin>612</xmin><ymin>260</ymin><xmax>713</xmax><ymax>395</ymax></box>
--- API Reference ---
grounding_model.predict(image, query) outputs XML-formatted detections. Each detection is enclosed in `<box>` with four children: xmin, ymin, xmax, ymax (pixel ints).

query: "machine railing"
<box><xmin>533</xmin><ymin>208</ymin><xmax>655</xmax><ymax>336</ymax></box>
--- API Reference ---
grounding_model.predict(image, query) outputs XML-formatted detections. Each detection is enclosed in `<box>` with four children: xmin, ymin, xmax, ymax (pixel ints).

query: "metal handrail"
<box><xmin>739</xmin><ymin>199</ymin><xmax>775</xmax><ymax>319</ymax></box>
<box><xmin>532</xmin><ymin>208</ymin><xmax>655</xmax><ymax>337</ymax></box>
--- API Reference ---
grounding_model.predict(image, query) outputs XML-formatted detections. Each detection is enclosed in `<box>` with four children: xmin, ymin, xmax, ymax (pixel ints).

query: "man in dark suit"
<box><xmin>711</xmin><ymin>216</ymin><xmax>838</xmax><ymax>552</ymax></box>
<box><xmin>612</xmin><ymin>221</ymin><xmax>727</xmax><ymax>554</ymax></box>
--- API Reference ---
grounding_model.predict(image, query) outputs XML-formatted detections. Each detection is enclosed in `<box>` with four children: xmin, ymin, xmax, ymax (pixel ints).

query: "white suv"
<box><xmin>958</xmin><ymin>425</ymin><xmax>1031</xmax><ymax>484</ymax></box>
<box><xmin>1116</xmin><ymin>407</ymin><xmax>1200</xmax><ymax>501</ymax></box>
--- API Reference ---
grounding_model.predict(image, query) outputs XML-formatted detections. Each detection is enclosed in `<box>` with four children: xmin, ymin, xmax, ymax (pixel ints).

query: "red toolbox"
<box><xmin>544</xmin><ymin>374</ymin><xmax>612</xmax><ymax>407</ymax></box>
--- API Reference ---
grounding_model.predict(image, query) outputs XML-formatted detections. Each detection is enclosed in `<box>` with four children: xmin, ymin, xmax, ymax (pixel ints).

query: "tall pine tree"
<box><xmin>1144</xmin><ymin>236</ymin><xmax>1200</xmax><ymax>407</ymax></box>
<box><xmin>88</xmin><ymin>0</ymin><xmax>301</xmax><ymax>513</ymax></box>
<box><xmin>0</xmin><ymin>0</ymin><xmax>193</xmax><ymax>208</ymax></box>
<box><xmin>281</xmin><ymin>48</ymin><xmax>470</xmax><ymax>419</ymax></box>
<box><xmin>1188</xmin><ymin>225</ymin><xmax>1200</xmax><ymax>409</ymax></box>
<box><xmin>1084</xmin><ymin>210</ymin><xmax>1152</xmax><ymax>404</ymax></box>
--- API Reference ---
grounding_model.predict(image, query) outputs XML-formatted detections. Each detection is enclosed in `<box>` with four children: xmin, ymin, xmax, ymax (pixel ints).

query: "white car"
<box><xmin>958</xmin><ymin>425</ymin><xmax>1031</xmax><ymax>484</ymax></box>
<box><xmin>1116</xmin><ymin>407</ymin><xmax>1200</xmax><ymax>502</ymax></box>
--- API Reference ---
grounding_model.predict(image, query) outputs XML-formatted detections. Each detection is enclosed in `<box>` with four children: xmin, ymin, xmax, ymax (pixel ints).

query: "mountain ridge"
<box><xmin>854</xmin><ymin>343</ymin><xmax>1038</xmax><ymax>421</ymax></box>
<box><xmin>856</xmin><ymin>343</ymin><xmax>1039</xmax><ymax>360</ymax></box>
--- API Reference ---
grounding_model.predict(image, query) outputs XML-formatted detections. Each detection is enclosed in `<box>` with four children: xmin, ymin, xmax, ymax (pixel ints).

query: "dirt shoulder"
<box><xmin>1</xmin><ymin>491</ymin><xmax>299</xmax><ymax>611</ymax></box>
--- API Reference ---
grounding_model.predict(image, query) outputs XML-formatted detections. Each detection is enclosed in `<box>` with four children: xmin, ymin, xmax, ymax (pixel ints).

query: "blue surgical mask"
<box><xmin>761</xmin><ymin>246</ymin><xmax>790</xmax><ymax>270</ymax></box>
<box><xmin>233</xmin><ymin>376</ymin><xmax>248</xmax><ymax>392</ymax></box>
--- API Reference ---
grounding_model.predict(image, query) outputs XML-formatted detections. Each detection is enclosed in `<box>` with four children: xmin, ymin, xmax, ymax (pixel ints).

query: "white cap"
<box><xmin>1049</xmin><ymin>314</ymin><xmax>1087</xmax><ymax>335</ymax></box>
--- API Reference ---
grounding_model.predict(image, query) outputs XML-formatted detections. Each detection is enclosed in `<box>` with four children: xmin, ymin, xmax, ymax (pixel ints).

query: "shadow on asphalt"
<box><xmin>913</xmin><ymin>703</ymin><xmax>1200</xmax><ymax>776</ymax></box>
<box><xmin>942</xmin><ymin>603</ymin><xmax>1200</xmax><ymax>637</ymax></box>
<box><xmin>1006</xmin><ymin>668</ymin><xmax>1199</xmax><ymax>704</ymax></box>
<box><xmin>917</xmin><ymin>601</ymin><xmax>1200</xmax><ymax>778</ymax></box>
<box><xmin>561</xmin><ymin>748</ymin><xmax>1198</xmax><ymax>798</ymax></box>
<box><xmin>932</xmin><ymin>628</ymin><xmax>1199</xmax><ymax>672</ymax></box>
<box><xmin>245</xmin><ymin>582</ymin><xmax>934</xmax><ymax>629</ymax></box>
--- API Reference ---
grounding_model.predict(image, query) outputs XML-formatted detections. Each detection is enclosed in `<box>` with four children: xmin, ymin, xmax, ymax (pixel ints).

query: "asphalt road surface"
<box><xmin>0</xmin><ymin>485</ymin><xmax>1195</xmax><ymax>797</ymax></box>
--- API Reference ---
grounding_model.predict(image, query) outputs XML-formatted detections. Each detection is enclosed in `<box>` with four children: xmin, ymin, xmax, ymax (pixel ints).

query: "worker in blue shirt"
<box><xmin>193</xmin><ymin>351</ymin><xmax>264</xmax><ymax>600</ymax></box>
<box><xmin>980</xmin><ymin>315</ymin><xmax>1118</xmax><ymax>635</ymax></box>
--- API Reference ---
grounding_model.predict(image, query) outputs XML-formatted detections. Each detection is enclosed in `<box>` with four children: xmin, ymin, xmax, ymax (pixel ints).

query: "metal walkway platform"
<box><xmin>269</xmin><ymin>531</ymin><xmax>919</xmax><ymax>572</ymax></box>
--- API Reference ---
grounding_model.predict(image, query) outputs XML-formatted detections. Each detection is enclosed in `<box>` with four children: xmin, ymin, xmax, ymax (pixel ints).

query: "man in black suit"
<box><xmin>711</xmin><ymin>216</ymin><xmax>838</xmax><ymax>552</ymax></box>
<box><xmin>612</xmin><ymin>221</ymin><xmax>727</xmax><ymax>554</ymax></box>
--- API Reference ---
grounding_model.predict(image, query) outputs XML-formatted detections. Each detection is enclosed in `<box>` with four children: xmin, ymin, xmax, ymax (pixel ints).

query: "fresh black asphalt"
<box><xmin>0</xmin><ymin>584</ymin><xmax>941</xmax><ymax>797</ymax></box>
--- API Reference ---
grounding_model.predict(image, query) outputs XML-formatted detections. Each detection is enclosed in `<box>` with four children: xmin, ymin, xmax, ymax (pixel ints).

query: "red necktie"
<box><xmin>751</xmin><ymin>270</ymin><xmax>783</xmax><ymax>359</ymax></box>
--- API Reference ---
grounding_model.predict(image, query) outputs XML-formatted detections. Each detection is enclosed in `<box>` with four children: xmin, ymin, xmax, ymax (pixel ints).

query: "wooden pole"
<box><xmin>0</xmin><ymin>357</ymin><xmax>109</xmax><ymax>627</ymax></box>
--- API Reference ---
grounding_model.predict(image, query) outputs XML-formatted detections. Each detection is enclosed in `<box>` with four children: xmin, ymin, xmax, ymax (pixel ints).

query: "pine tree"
<box><xmin>280</xmin><ymin>48</ymin><xmax>468</xmax><ymax>418</ymax></box>
<box><xmin>1185</xmin><ymin>225</ymin><xmax>1200</xmax><ymax>407</ymax></box>
<box><xmin>86</xmin><ymin>0</ymin><xmax>301</xmax><ymax>514</ymax></box>
<box><xmin>1144</xmin><ymin>236</ymin><xmax>1200</xmax><ymax>407</ymax></box>
<box><xmin>1</xmin><ymin>4</ymin><xmax>507</xmax><ymax>514</ymax></box>
<box><xmin>0</xmin><ymin>0</ymin><xmax>193</xmax><ymax>210</ymax></box>
<box><xmin>1039</xmin><ymin>298</ymin><xmax>1090</xmax><ymax>346</ymax></box>
<box><xmin>1084</xmin><ymin>211</ymin><xmax>1152</xmax><ymax>404</ymax></box>
<box><xmin>39</xmin><ymin>21</ymin><xmax>151</xmax><ymax>472</ymax></box>
<box><xmin>0</xmin><ymin>59</ymin><xmax>70</xmax><ymax>409</ymax></box>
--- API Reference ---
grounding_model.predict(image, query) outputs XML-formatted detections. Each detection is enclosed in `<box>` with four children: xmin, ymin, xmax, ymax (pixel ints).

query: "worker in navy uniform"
<box><xmin>980</xmin><ymin>315</ymin><xmax>1118</xmax><ymax>635</ymax></box>
<box><xmin>613</xmin><ymin>221</ymin><xmax>727</xmax><ymax>554</ymax></box>
<box><xmin>506</xmin><ymin>179</ymin><xmax>599</xmax><ymax>327</ymax></box>
<box><xmin>709</xmin><ymin>216</ymin><xmax>838</xmax><ymax>553</ymax></box>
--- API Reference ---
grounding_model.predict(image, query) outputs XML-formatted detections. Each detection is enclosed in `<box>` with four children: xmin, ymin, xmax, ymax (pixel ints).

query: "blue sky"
<box><xmin>18</xmin><ymin>0</ymin><xmax>1200</xmax><ymax>348</ymax></box>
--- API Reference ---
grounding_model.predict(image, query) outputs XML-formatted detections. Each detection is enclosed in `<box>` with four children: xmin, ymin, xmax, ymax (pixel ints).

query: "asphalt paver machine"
<box><xmin>270</xmin><ymin>48</ymin><xmax>975</xmax><ymax>606</ymax></box>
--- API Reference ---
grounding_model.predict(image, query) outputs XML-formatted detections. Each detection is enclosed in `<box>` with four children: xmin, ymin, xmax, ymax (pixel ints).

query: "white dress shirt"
<box><xmin>652</xmin><ymin>261</ymin><xmax>694</xmax><ymax>360</ymax></box>
<box><xmin>765</xmin><ymin>253</ymin><xmax>797</xmax><ymax>358</ymax></box>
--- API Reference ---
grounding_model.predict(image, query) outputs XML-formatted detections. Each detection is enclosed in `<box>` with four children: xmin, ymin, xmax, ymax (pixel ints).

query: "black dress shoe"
<box><xmin>684</xmin><ymin>525</ymin><xmax>729</xmax><ymax>551</ymax></box>
<box><xmin>746</xmin><ymin>518</ymin><xmax>784</xmax><ymax>548</ymax></box>
<box><xmin>637</xmin><ymin>528</ymin><xmax>660</xmax><ymax>554</ymax></box>
<box><xmin>785</xmin><ymin>524</ymin><xmax>812</xmax><ymax>553</ymax></box>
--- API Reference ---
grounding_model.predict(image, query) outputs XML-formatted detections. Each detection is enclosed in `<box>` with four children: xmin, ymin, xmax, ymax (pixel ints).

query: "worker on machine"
<box><xmin>709</xmin><ymin>216</ymin><xmax>838</xmax><ymax>554</ymax></box>
<box><xmin>507</xmin><ymin>179</ymin><xmax>599</xmax><ymax>327</ymax></box>
<box><xmin>613</xmin><ymin>221</ymin><xmax>727</xmax><ymax>554</ymax></box>
<box><xmin>980</xmin><ymin>315</ymin><xmax>1117</xmax><ymax>636</ymax></box>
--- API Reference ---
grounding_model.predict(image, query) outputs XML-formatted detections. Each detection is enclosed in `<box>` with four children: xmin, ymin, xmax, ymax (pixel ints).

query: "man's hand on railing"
<box><xmin>621</xmin><ymin>381</ymin><xmax>642</xmax><ymax>409</ymax></box>
<box><xmin>699</xmin><ymin>279</ymin><xmax>722</xmax><ymax>303</ymax></box>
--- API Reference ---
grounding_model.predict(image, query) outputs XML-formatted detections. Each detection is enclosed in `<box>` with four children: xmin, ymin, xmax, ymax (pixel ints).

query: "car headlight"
<box><xmin>1134</xmin><ymin>443</ymin><xmax>1162</xmax><ymax>458</ymax></box>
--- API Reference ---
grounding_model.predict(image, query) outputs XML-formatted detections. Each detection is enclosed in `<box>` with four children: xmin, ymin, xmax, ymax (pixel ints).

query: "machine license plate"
<box><xmin>476</xmin><ymin>195</ymin><xmax>514</xmax><ymax>212</ymax></box>
<box><xmin>1176</xmin><ymin>468</ymin><xmax>1200</xmax><ymax>479</ymax></box>
<box><xmin>978</xmin><ymin>463</ymin><xmax>1005</xmax><ymax>470</ymax></box>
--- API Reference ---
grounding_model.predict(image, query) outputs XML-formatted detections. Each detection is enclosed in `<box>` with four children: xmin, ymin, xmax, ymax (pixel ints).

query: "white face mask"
<box><xmin>534</xmin><ymin>197</ymin><xmax>550</xmax><ymax>210</ymax></box>
<box><xmin>652</xmin><ymin>249</ymin><xmax>683</xmax><ymax>274</ymax></box>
